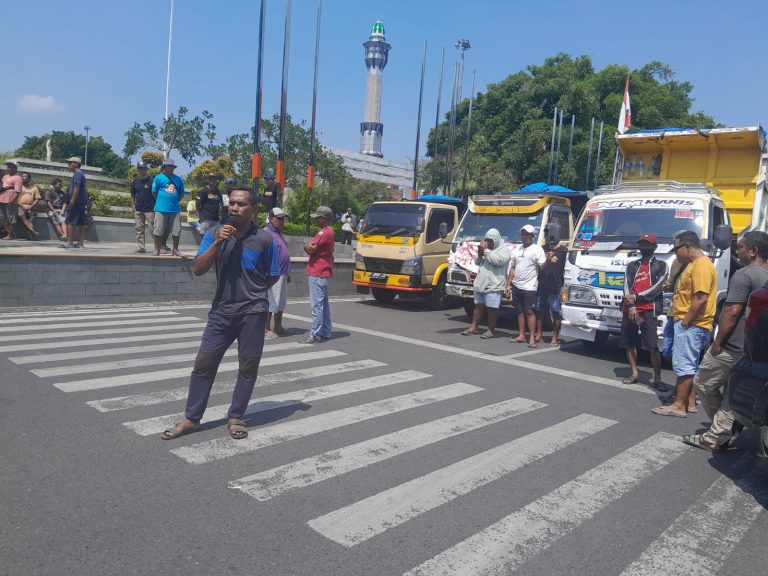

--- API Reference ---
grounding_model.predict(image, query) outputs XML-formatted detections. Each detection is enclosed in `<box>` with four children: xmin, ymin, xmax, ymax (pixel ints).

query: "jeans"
<box><xmin>308</xmin><ymin>275</ymin><xmax>332</xmax><ymax>339</ymax></box>
<box><xmin>672</xmin><ymin>320</ymin><xmax>710</xmax><ymax>377</ymax></box>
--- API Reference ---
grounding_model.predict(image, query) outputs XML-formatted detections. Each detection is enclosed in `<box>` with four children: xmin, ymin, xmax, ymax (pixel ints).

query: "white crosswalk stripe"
<box><xmin>0</xmin><ymin>310</ymin><xmax>181</xmax><ymax>325</ymax></box>
<box><xmin>0</xmin><ymin>327</ymin><xmax>205</xmax><ymax>353</ymax></box>
<box><xmin>308</xmin><ymin>413</ymin><xmax>617</xmax><ymax>547</ymax></box>
<box><xmin>403</xmin><ymin>432</ymin><xmax>691</xmax><ymax>576</ymax></box>
<box><xmin>124</xmin><ymin>370</ymin><xmax>432</xmax><ymax>436</ymax></box>
<box><xmin>11</xmin><ymin>340</ymin><xmax>203</xmax><ymax>365</ymax></box>
<box><xmin>619</xmin><ymin>455</ymin><xmax>768</xmax><ymax>576</ymax></box>
<box><xmin>53</xmin><ymin>349</ymin><xmax>346</xmax><ymax>392</ymax></box>
<box><xmin>1</xmin><ymin>322</ymin><xmax>207</xmax><ymax>344</ymax></box>
<box><xmin>0</xmin><ymin>315</ymin><xmax>201</xmax><ymax>334</ymax></box>
<box><xmin>231</xmin><ymin>397</ymin><xmax>548</xmax><ymax>501</ymax></box>
<box><xmin>171</xmin><ymin>383</ymin><xmax>483</xmax><ymax>465</ymax></box>
<box><xmin>87</xmin><ymin>360</ymin><xmax>386</xmax><ymax>412</ymax></box>
<box><xmin>31</xmin><ymin>342</ymin><xmax>311</xmax><ymax>377</ymax></box>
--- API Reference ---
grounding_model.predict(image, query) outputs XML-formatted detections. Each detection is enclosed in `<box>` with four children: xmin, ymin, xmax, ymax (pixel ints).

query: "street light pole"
<box><xmin>164</xmin><ymin>0</ymin><xmax>174</xmax><ymax>121</ymax></box>
<box><xmin>84</xmin><ymin>125</ymin><xmax>91</xmax><ymax>166</ymax></box>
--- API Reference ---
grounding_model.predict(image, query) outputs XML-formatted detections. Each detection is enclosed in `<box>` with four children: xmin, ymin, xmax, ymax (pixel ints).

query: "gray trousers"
<box><xmin>134</xmin><ymin>211</ymin><xmax>154</xmax><ymax>250</ymax></box>
<box><xmin>693</xmin><ymin>348</ymin><xmax>739</xmax><ymax>445</ymax></box>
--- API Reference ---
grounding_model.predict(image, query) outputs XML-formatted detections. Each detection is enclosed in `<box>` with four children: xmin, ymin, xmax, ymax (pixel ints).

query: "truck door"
<box><xmin>423</xmin><ymin>208</ymin><xmax>456</xmax><ymax>284</ymax></box>
<box><xmin>711</xmin><ymin>202</ymin><xmax>730</xmax><ymax>296</ymax></box>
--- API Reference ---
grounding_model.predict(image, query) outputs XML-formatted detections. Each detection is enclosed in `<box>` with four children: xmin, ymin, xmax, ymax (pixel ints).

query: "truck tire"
<box><xmin>581</xmin><ymin>330</ymin><xmax>609</xmax><ymax>349</ymax></box>
<box><xmin>429</xmin><ymin>274</ymin><xmax>450</xmax><ymax>310</ymax></box>
<box><xmin>371</xmin><ymin>288</ymin><xmax>396</xmax><ymax>304</ymax></box>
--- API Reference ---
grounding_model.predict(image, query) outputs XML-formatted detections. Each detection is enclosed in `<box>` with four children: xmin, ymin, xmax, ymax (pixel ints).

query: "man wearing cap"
<box><xmin>0</xmin><ymin>161</ymin><xmax>23</xmax><ymax>240</ymax></box>
<box><xmin>263</xmin><ymin>169</ymin><xmax>281</xmax><ymax>212</ymax></box>
<box><xmin>505</xmin><ymin>224</ymin><xmax>546</xmax><ymax>347</ymax></box>
<box><xmin>620</xmin><ymin>233</ymin><xmax>668</xmax><ymax>386</ymax></box>
<box><xmin>151</xmin><ymin>158</ymin><xmax>186</xmax><ymax>257</ymax></box>
<box><xmin>62</xmin><ymin>157</ymin><xmax>89</xmax><ymax>249</ymax></box>
<box><xmin>302</xmin><ymin>206</ymin><xmax>335</xmax><ymax>343</ymax></box>
<box><xmin>196</xmin><ymin>174</ymin><xmax>221</xmax><ymax>234</ymax></box>
<box><xmin>130</xmin><ymin>162</ymin><xmax>155</xmax><ymax>253</ymax></box>
<box><xmin>264</xmin><ymin>207</ymin><xmax>292</xmax><ymax>338</ymax></box>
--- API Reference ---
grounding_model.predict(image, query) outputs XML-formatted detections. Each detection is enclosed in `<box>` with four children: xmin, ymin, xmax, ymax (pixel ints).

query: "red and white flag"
<box><xmin>618</xmin><ymin>74</ymin><xmax>631</xmax><ymax>134</ymax></box>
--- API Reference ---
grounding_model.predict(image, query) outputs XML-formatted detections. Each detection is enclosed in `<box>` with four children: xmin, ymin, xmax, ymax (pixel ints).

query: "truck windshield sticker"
<box><xmin>675</xmin><ymin>209</ymin><xmax>700</xmax><ymax>219</ymax></box>
<box><xmin>592</xmin><ymin>198</ymin><xmax>698</xmax><ymax>209</ymax></box>
<box><xmin>578</xmin><ymin>270</ymin><xmax>625</xmax><ymax>288</ymax></box>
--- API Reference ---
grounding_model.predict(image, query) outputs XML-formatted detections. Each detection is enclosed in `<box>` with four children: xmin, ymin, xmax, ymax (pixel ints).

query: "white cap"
<box><xmin>520</xmin><ymin>224</ymin><xmax>536</xmax><ymax>234</ymax></box>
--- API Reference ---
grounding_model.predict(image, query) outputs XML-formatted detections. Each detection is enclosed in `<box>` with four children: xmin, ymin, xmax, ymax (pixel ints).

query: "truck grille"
<box><xmin>597</xmin><ymin>290</ymin><xmax>624</xmax><ymax>308</ymax></box>
<box><xmin>449</xmin><ymin>270</ymin><xmax>470</xmax><ymax>284</ymax></box>
<box><xmin>364</xmin><ymin>258</ymin><xmax>402</xmax><ymax>274</ymax></box>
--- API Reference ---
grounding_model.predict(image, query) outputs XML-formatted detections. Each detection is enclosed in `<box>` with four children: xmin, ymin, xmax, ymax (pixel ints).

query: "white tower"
<box><xmin>360</xmin><ymin>19</ymin><xmax>390</xmax><ymax>158</ymax></box>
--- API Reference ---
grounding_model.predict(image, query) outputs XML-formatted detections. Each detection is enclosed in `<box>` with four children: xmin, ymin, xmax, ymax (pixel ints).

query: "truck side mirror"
<box><xmin>713</xmin><ymin>224</ymin><xmax>732</xmax><ymax>251</ymax></box>
<box><xmin>439</xmin><ymin>221</ymin><xmax>448</xmax><ymax>239</ymax></box>
<box><xmin>545</xmin><ymin>223</ymin><xmax>561</xmax><ymax>244</ymax></box>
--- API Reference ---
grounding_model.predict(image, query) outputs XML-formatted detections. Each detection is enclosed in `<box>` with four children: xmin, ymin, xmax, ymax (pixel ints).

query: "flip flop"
<box><xmin>461</xmin><ymin>329</ymin><xmax>477</xmax><ymax>336</ymax></box>
<box><xmin>161</xmin><ymin>420</ymin><xmax>201</xmax><ymax>440</ymax></box>
<box><xmin>479</xmin><ymin>331</ymin><xmax>494</xmax><ymax>339</ymax></box>
<box><xmin>687</xmin><ymin>406</ymin><xmax>699</xmax><ymax>414</ymax></box>
<box><xmin>528</xmin><ymin>342</ymin><xmax>538</xmax><ymax>348</ymax></box>
<box><xmin>622</xmin><ymin>376</ymin><xmax>639</xmax><ymax>385</ymax></box>
<box><xmin>651</xmin><ymin>406</ymin><xmax>687</xmax><ymax>418</ymax></box>
<box><xmin>228</xmin><ymin>418</ymin><xmax>248</xmax><ymax>440</ymax></box>
<box><xmin>681</xmin><ymin>434</ymin><xmax>734</xmax><ymax>452</ymax></box>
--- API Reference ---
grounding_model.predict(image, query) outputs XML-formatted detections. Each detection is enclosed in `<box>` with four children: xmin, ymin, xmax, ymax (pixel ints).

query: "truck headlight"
<box><xmin>568</xmin><ymin>285</ymin><xmax>598</xmax><ymax>305</ymax></box>
<box><xmin>355</xmin><ymin>252</ymin><xmax>365</xmax><ymax>271</ymax></box>
<box><xmin>400</xmin><ymin>257</ymin><xmax>423</xmax><ymax>276</ymax></box>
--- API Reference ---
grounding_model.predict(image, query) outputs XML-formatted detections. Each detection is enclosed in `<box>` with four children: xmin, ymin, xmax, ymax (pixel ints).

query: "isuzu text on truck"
<box><xmin>561</xmin><ymin>126</ymin><xmax>768</xmax><ymax>346</ymax></box>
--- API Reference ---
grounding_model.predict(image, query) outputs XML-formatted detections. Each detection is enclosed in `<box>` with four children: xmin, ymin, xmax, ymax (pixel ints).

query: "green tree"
<box><xmin>423</xmin><ymin>53</ymin><xmax>718</xmax><ymax>195</ymax></box>
<box><xmin>14</xmin><ymin>131</ymin><xmax>130</xmax><ymax>178</ymax></box>
<box><xmin>123</xmin><ymin>107</ymin><xmax>216</xmax><ymax>165</ymax></box>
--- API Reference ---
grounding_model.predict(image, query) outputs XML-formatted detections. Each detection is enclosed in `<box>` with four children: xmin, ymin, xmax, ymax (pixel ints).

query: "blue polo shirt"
<box><xmin>67</xmin><ymin>169</ymin><xmax>88</xmax><ymax>206</ymax></box>
<box><xmin>152</xmin><ymin>173</ymin><xmax>185</xmax><ymax>213</ymax></box>
<box><xmin>196</xmin><ymin>224</ymin><xmax>281</xmax><ymax>316</ymax></box>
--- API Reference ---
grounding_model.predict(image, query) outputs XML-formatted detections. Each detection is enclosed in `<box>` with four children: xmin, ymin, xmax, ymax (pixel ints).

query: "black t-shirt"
<box><xmin>538</xmin><ymin>245</ymin><xmax>568</xmax><ymax>294</ymax></box>
<box><xmin>723</xmin><ymin>264</ymin><xmax>768</xmax><ymax>354</ymax></box>
<box><xmin>131</xmin><ymin>177</ymin><xmax>154</xmax><ymax>213</ymax></box>
<box><xmin>45</xmin><ymin>188</ymin><xmax>66</xmax><ymax>209</ymax></box>
<box><xmin>198</xmin><ymin>188</ymin><xmax>222</xmax><ymax>223</ymax></box>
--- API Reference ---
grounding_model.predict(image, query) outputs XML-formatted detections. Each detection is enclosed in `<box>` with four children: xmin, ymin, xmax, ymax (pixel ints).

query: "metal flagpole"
<box><xmin>164</xmin><ymin>0</ymin><xmax>174</xmax><ymax>121</ymax></box>
<box><xmin>611</xmin><ymin>146</ymin><xmax>621</xmax><ymax>184</ymax></box>
<box><xmin>547</xmin><ymin>106</ymin><xmax>557</xmax><ymax>184</ymax></box>
<box><xmin>594</xmin><ymin>120</ymin><xmax>604</xmax><ymax>187</ymax></box>
<box><xmin>585</xmin><ymin>117</ymin><xmax>595</xmax><ymax>190</ymax></box>
<box><xmin>252</xmin><ymin>0</ymin><xmax>267</xmax><ymax>193</ymax></box>
<box><xmin>412</xmin><ymin>41</ymin><xmax>427</xmax><ymax>198</ymax></box>
<box><xmin>276</xmin><ymin>0</ymin><xmax>292</xmax><ymax>200</ymax></box>
<box><xmin>445</xmin><ymin>61</ymin><xmax>458</xmax><ymax>195</ymax></box>
<box><xmin>432</xmin><ymin>47</ymin><xmax>444</xmax><ymax>192</ymax></box>
<box><xmin>565</xmin><ymin>114</ymin><xmax>576</xmax><ymax>187</ymax></box>
<box><xmin>553</xmin><ymin>109</ymin><xmax>564</xmax><ymax>184</ymax></box>
<box><xmin>460</xmin><ymin>68</ymin><xmax>476</xmax><ymax>198</ymax></box>
<box><xmin>306</xmin><ymin>0</ymin><xmax>322</xmax><ymax>235</ymax></box>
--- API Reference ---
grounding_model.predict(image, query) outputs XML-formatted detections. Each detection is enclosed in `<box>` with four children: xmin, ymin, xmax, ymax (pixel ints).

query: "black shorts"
<box><xmin>619</xmin><ymin>311</ymin><xmax>659</xmax><ymax>351</ymax></box>
<box><xmin>513</xmin><ymin>287</ymin><xmax>538</xmax><ymax>312</ymax></box>
<box><xmin>65</xmin><ymin>203</ymin><xmax>87</xmax><ymax>226</ymax></box>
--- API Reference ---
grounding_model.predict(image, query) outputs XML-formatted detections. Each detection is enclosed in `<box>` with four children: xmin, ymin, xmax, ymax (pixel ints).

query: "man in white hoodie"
<box><xmin>462</xmin><ymin>228</ymin><xmax>511</xmax><ymax>339</ymax></box>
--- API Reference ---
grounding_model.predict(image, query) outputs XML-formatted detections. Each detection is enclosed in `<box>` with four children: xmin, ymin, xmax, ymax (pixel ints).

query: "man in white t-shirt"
<box><xmin>505</xmin><ymin>224</ymin><xmax>546</xmax><ymax>347</ymax></box>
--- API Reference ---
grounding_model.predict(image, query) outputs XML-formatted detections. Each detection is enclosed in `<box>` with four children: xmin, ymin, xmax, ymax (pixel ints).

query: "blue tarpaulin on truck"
<box><xmin>516</xmin><ymin>182</ymin><xmax>585</xmax><ymax>195</ymax></box>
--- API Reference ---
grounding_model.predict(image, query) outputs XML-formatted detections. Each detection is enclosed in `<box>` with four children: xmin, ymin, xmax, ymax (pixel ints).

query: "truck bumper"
<box><xmin>446</xmin><ymin>282</ymin><xmax>473</xmax><ymax>298</ymax></box>
<box><xmin>353</xmin><ymin>271</ymin><xmax>431</xmax><ymax>293</ymax></box>
<box><xmin>561</xmin><ymin>304</ymin><xmax>669</xmax><ymax>341</ymax></box>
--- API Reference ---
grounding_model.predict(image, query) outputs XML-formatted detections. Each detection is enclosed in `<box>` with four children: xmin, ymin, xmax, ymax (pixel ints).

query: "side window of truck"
<box><xmin>549</xmin><ymin>208</ymin><xmax>571</xmax><ymax>234</ymax></box>
<box><xmin>712</xmin><ymin>205</ymin><xmax>725</xmax><ymax>228</ymax></box>
<box><xmin>426</xmin><ymin>209</ymin><xmax>455</xmax><ymax>243</ymax></box>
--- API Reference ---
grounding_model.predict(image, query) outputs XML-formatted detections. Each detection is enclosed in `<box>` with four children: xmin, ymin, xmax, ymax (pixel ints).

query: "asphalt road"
<box><xmin>2</xmin><ymin>296</ymin><xmax>767</xmax><ymax>576</ymax></box>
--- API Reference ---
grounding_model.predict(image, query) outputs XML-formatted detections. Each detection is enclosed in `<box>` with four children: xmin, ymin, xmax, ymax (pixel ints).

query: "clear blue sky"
<box><xmin>5</xmin><ymin>0</ymin><xmax>767</xmax><ymax>170</ymax></box>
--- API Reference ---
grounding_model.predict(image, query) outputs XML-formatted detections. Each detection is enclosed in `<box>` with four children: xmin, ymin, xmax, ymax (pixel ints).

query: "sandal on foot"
<box><xmin>682</xmin><ymin>434</ymin><xmax>731</xmax><ymax>452</ymax></box>
<box><xmin>228</xmin><ymin>418</ymin><xmax>248</xmax><ymax>440</ymax></box>
<box><xmin>479</xmin><ymin>331</ymin><xmax>494</xmax><ymax>339</ymax></box>
<box><xmin>161</xmin><ymin>420</ymin><xmax>201</xmax><ymax>440</ymax></box>
<box><xmin>687</xmin><ymin>406</ymin><xmax>699</xmax><ymax>414</ymax></box>
<box><xmin>461</xmin><ymin>329</ymin><xmax>477</xmax><ymax>336</ymax></box>
<box><xmin>622</xmin><ymin>376</ymin><xmax>639</xmax><ymax>385</ymax></box>
<box><xmin>651</xmin><ymin>406</ymin><xmax>687</xmax><ymax>418</ymax></box>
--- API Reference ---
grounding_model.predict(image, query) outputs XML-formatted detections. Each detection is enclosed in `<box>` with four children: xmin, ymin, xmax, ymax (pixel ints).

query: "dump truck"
<box><xmin>353</xmin><ymin>196</ymin><xmax>466</xmax><ymax>309</ymax></box>
<box><xmin>561</xmin><ymin>125</ymin><xmax>768</xmax><ymax>346</ymax></box>
<box><xmin>444</xmin><ymin>184</ymin><xmax>587</xmax><ymax>318</ymax></box>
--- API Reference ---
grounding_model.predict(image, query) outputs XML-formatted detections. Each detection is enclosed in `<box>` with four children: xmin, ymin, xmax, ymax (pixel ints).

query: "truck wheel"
<box><xmin>371</xmin><ymin>288</ymin><xmax>396</xmax><ymax>304</ymax></box>
<box><xmin>429</xmin><ymin>274</ymin><xmax>450</xmax><ymax>310</ymax></box>
<box><xmin>581</xmin><ymin>330</ymin><xmax>609</xmax><ymax>349</ymax></box>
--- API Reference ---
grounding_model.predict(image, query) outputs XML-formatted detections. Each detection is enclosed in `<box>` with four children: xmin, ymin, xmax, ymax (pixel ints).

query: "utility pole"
<box><xmin>252</xmin><ymin>0</ymin><xmax>266</xmax><ymax>193</ymax></box>
<box><xmin>411</xmin><ymin>41</ymin><xmax>427</xmax><ymax>198</ymax></box>
<box><xmin>84</xmin><ymin>125</ymin><xmax>91</xmax><ymax>166</ymax></box>
<box><xmin>446</xmin><ymin>38</ymin><xmax>469</xmax><ymax>196</ymax></box>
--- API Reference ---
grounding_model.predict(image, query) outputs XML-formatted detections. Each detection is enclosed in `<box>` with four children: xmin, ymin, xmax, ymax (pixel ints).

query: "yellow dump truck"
<box><xmin>353</xmin><ymin>196</ymin><xmax>466</xmax><ymax>309</ymax></box>
<box><xmin>561</xmin><ymin>125</ymin><xmax>767</xmax><ymax>346</ymax></box>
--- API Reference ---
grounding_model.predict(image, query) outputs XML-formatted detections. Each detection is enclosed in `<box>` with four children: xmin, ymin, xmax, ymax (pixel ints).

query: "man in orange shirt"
<box><xmin>652</xmin><ymin>230</ymin><xmax>717</xmax><ymax>418</ymax></box>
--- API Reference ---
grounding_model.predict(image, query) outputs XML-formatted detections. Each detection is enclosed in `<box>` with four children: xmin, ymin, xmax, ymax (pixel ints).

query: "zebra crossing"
<box><xmin>4</xmin><ymin>306</ymin><xmax>766</xmax><ymax>576</ymax></box>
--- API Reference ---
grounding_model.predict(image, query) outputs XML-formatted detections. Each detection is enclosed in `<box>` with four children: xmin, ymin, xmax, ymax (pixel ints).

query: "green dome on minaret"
<box><xmin>371</xmin><ymin>18</ymin><xmax>385</xmax><ymax>37</ymax></box>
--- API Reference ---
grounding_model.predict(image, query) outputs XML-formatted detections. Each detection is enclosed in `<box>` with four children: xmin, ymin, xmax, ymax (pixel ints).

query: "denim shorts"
<box><xmin>537</xmin><ymin>292</ymin><xmax>562</xmax><ymax>314</ymax></box>
<box><xmin>474</xmin><ymin>290</ymin><xmax>502</xmax><ymax>309</ymax></box>
<box><xmin>672</xmin><ymin>320</ymin><xmax>710</xmax><ymax>377</ymax></box>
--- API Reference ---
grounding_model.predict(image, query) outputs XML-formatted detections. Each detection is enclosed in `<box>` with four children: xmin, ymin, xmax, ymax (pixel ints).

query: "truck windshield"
<box><xmin>455</xmin><ymin>211</ymin><xmax>543</xmax><ymax>243</ymax></box>
<box><xmin>361</xmin><ymin>204</ymin><xmax>425</xmax><ymax>235</ymax></box>
<box><xmin>573</xmin><ymin>199</ymin><xmax>705</xmax><ymax>248</ymax></box>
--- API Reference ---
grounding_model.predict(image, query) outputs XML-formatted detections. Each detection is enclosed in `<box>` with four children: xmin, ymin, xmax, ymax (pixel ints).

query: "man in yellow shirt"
<box><xmin>653</xmin><ymin>230</ymin><xmax>717</xmax><ymax>418</ymax></box>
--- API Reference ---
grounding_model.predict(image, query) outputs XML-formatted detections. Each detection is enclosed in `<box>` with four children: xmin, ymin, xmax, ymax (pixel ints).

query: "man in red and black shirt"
<box><xmin>620</xmin><ymin>233</ymin><xmax>668</xmax><ymax>386</ymax></box>
<box><xmin>301</xmin><ymin>205</ymin><xmax>335</xmax><ymax>343</ymax></box>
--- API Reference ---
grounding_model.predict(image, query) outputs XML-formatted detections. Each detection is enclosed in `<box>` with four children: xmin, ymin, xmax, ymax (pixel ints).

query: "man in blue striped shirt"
<box><xmin>162</xmin><ymin>186</ymin><xmax>281</xmax><ymax>441</ymax></box>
